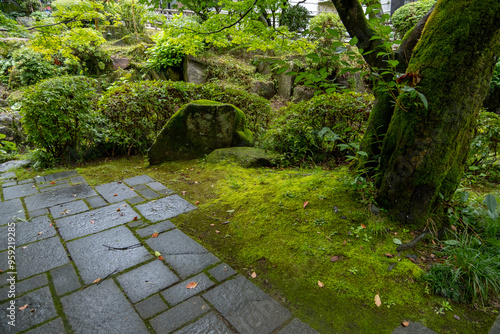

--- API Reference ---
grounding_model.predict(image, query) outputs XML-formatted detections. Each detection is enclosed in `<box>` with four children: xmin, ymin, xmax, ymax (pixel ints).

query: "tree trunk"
<box><xmin>376</xmin><ymin>0</ymin><xmax>500</xmax><ymax>224</ymax></box>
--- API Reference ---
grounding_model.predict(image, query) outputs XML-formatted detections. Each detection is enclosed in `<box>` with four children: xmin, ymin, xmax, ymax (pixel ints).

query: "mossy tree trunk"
<box><xmin>331</xmin><ymin>0</ymin><xmax>500</xmax><ymax>225</ymax></box>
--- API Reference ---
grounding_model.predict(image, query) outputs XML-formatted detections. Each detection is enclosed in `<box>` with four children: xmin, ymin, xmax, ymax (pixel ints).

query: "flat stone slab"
<box><xmin>56</xmin><ymin>202</ymin><xmax>138</xmax><ymax>241</ymax></box>
<box><xmin>40</xmin><ymin>171</ymin><xmax>79</xmax><ymax>183</ymax></box>
<box><xmin>278</xmin><ymin>319</ymin><xmax>319</xmax><ymax>334</ymax></box>
<box><xmin>66</xmin><ymin>226</ymin><xmax>152</xmax><ymax>284</ymax></box>
<box><xmin>86</xmin><ymin>195</ymin><xmax>108</xmax><ymax>208</ymax></box>
<box><xmin>117</xmin><ymin>260</ymin><xmax>179</xmax><ymax>303</ymax></box>
<box><xmin>0</xmin><ymin>286</ymin><xmax>57</xmax><ymax>333</ymax></box>
<box><xmin>136</xmin><ymin>195</ymin><xmax>197</xmax><ymax>223</ymax></box>
<box><xmin>203</xmin><ymin>275</ymin><xmax>292</xmax><ymax>334</ymax></box>
<box><xmin>0</xmin><ymin>171</ymin><xmax>16</xmax><ymax>179</ymax></box>
<box><xmin>137</xmin><ymin>188</ymin><xmax>161</xmax><ymax>200</ymax></box>
<box><xmin>3</xmin><ymin>182</ymin><xmax>38</xmax><ymax>200</ymax></box>
<box><xmin>174</xmin><ymin>312</ymin><xmax>233</xmax><ymax>334</ymax></box>
<box><xmin>95</xmin><ymin>181</ymin><xmax>139</xmax><ymax>203</ymax></box>
<box><xmin>0</xmin><ymin>198</ymin><xmax>25</xmax><ymax>225</ymax></box>
<box><xmin>24</xmin><ymin>184</ymin><xmax>97</xmax><ymax>211</ymax></box>
<box><xmin>0</xmin><ymin>159</ymin><xmax>30</xmax><ymax>172</ymax></box>
<box><xmin>124</xmin><ymin>175</ymin><xmax>156</xmax><ymax>186</ymax></box>
<box><xmin>25</xmin><ymin>317</ymin><xmax>65</xmax><ymax>334</ymax></box>
<box><xmin>17</xmin><ymin>236</ymin><xmax>70</xmax><ymax>280</ymax></box>
<box><xmin>0</xmin><ymin>274</ymin><xmax>48</xmax><ymax>301</ymax></box>
<box><xmin>146</xmin><ymin>229</ymin><xmax>219</xmax><ymax>279</ymax></box>
<box><xmin>392</xmin><ymin>322</ymin><xmax>437</xmax><ymax>334</ymax></box>
<box><xmin>489</xmin><ymin>315</ymin><xmax>500</xmax><ymax>334</ymax></box>
<box><xmin>61</xmin><ymin>279</ymin><xmax>149</xmax><ymax>334</ymax></box>
<box><xmin>136</xmin><ymin>220</ymin><xmax>176</xmax><ymax>238</ymax></box>
<box><xmin>134</xmin><ymin>294</ymin><xmax>168</xmax><ymax>319</ymax></box>
<box><xmin>150</xmin><ymin>296</ymin><xmax>210</xmax><ymax>333</ymax></box>
<box><xmin>51</xmin><ymin>264</ymin><xmax>81</xmax><ymax>295</ymax></box>
<box><xmin>162</xmin><ymin>273</ymin><xmax>214</xmax><ymax>306</ymax></box>
<box><xmin>147</xmin><ymin>181</ymin><xmax>174</xmax><ymax>194</ymax></box>
<box><xmin>0</xmin><ymin>215</ymin><xmax>55</xmax><ymax>251</ymax></box>
<box><xmin>208</xmin><ymin>263</ymin><xmax>237</xmax><ymax>282</ymax></box>
<box><xmin>49</xmin><ymin>200</ymin><xmax>89</xmax><ymax>218</ymax></box>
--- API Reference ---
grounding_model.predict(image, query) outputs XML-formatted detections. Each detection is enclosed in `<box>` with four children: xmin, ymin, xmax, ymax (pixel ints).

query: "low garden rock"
<box><xmin>250</xmin><ymin>80</ymin><xmax>275</xmax><ymax>100</ymax></box>
<box><xmin>206</xmin><ymin>147</ymin><xmax>276</xmax><ymax>168</ymax></box>
<box><xmin>0</xmin><ymin>159</ymin><xmax>31</xmax><ymax>172</ymax></box>
<box><xmin>292</xmin><ymin>86</ymin><xmax>315</xmax><ymax>102</ymax></box>
<box><xmin>112</xmin><ymin>57</ymin><xmax>131</xmax><ymax>70</ymax></box>
<box><xmin>148</xmin><ymin>100</ymin><xmax>254</xmax><ymax>164</ymax></box>
<box><xmin>183</xmin><ymin>56</ymin><xmax>207</xmax><ymax>84</ymax></box>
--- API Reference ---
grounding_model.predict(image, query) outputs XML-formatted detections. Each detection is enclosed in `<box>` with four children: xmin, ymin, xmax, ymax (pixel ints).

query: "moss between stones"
<box><xmin>206</xmin><ymin>147</ymin><xmax>277</xmax><ymax>168</ymax></box>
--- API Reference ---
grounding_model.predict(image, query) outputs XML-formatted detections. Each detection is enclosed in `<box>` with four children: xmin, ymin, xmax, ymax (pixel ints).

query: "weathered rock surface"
<box><xmin>250</xmin><ymin>80</ymin><xmax>276</xmax><ymax>100</ymax></box>
<box><xmin>148</xmin><ymin>100</ymin><xmax>254</xmax><ymax>164</ymax></box>
<box><xmin>206</xmin><ymin>147</ymin><xmax>276</xmax><ymax>168</ymax></box>
<box><xmin>183</xmin><ymin>55</ymin><xmax>207</xmax><ymax>84</ymax></box>
<box><xmin>292</xmin><ymin>86</ymin><xmax>315</xmax><ymax>102</ymax></box>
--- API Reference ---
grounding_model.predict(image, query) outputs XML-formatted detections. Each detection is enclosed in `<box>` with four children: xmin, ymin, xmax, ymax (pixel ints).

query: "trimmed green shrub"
<box><xmin>98</xmin><ymin>81</ymin><xmax>272</xmax><ymax>155</ymax></box>
<box><xmin>9</xmin><ymin>47</ymin><xmax>64</xmax><ymax>88</ymax></box>
<box><xmin>21</xmin><ymin>76</ymin><xmax>100</xmax><ymax>163</ymax></box>
<box><xmin>262</xmin><ymin>91</ymin><xmax>374</xmax><ymax>165</ymax></box>
<box><xmin>391</xmin><ymin>0</ymin><xmax>436</xmax><ymax>39</ymax></box>
<box><xmin>280</xmin><ymin>4</ymin><xmax>310</xmax><ymax>33</ymax></box>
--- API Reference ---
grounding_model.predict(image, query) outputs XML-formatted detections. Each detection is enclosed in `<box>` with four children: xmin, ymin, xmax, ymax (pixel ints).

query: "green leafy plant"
<box><xmin>391</xmin><ymin>0</ymin><xmax>436</xmax><ymax>39</ymax></box>
<box><xmin>0</xmin><ymin>133</ymin><xmax>18</xmax><ymax>163</ymax></box>
<box><xmin>8</xmin><ymin>47</ymin><xmax>64</xmax><ymax>88</ymax></box>
<box><xmin>279</xmin><ymin>4</ymin><xmax>310</xmax><ymax>32</ymax></box>
<box><xmin>490</xmin><ymin>60</ymin><xmax>500</xmax><ymax>89</ymax></box>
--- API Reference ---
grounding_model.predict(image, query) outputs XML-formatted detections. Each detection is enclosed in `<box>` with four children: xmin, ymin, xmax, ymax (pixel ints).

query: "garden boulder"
<box><xmin>148</xmin><ymin>100</ymin><xmax>254</xmax><ymax>164</ymax></box>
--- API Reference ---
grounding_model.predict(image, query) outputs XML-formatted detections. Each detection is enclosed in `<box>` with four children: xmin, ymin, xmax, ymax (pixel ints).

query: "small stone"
<box><xmin>454</xmin><ymin>315</ymin><xmax>460</xmax><ymax>321</ymax></box>
<box><xmin>330</xmin><ymin>256</ymin><xmax>339</xmax><ymax>262</ymax></box>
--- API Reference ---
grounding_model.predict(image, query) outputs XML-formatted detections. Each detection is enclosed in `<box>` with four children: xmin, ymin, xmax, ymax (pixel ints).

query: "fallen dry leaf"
<box><xmin>210</xmin><ymin>224</ymin><xmax>215</xmax><ymax>227</ymax></box>
<box><xmin>330</xmin><ymin>256</ymin><xmax>339</xmax><ymax>262</ymax></box>
<box><xmin>32</xmin><ymin>185</ymin><xmax>35</xmax><ymax>188</ymax></box>
<box><xmin>402</xmin><ymin>321</ymin><xmax>410</xmax><ymax>327</ymax></box>
<box><xmin>117</xmin><ymin>208</ymin><xmax>121</xmax><ymax>212</ymax></box>
<box><xmin>303</xmin><ymin>201</ymin><xmax>309</xmax><ymax>208</ymax></box>
<box><xmin>186</xmin><ymin>282</ymin><xmax>198</xmax><ymax>289</ymax></box>
<box><xmin>361</xmin><ymin>224</ymin><xmax>366</xmax><ymax>229</ymax></box>
<box><xmin>151</xmin><ymin>232</ymin><xmax>159</xmax><ymax>238</ymax></box>
<box><xmin>195</xmin><ymin>201</ymin><xmax>200</xmax><ymax>205</ymax></box>
<box><xmin>374</xmin><ymin>294</ymin><xmax>381</xmax><ymax>307</ymax></box>
<box><xmin>318</xmin><ymin>281</ymin><xmax>324</xmax><ymax>288</ymax></box>
<box><xmin>49</xmin><ymin>224</ymin><xmax>52</xmax><ymax>227</ymax></box>
<box><xmin>181</xmin><ymin>191</ymin><xmax>186</xmax><ymax>195</ymax></box>
<box><xmin>342</xmin><ymin>240</ymin><xmax>346</xmax><ymax>245</ymax></box>
<box><xmin>90</xmin><ymin>220</ymin><xmax>95</xmax><ymax>224</ymax></box>
<box><xmin>215</xmin><ymin>230</ymin><xmax>220</xmax><ymax>234</ymax></box>
<box><xmin>385</xmin><ymin>253</ymin><xmax>394</xmax><ymax>258</ymax></box>
<box><xmin>37</xmin><ymin>231</ymin><xmax>42</xmax><ymax>235</ymax></box>
<box><xmin>50</xmin><ymin>181</ymin><xmax>56</xmax><ymax>185</ymax></box>
<box><xmin>451</xmin><ymin>225</ymin><xmax>457</xmax><ymax>231</ymax></box>
<box><xmin>113</xmin><ymin>193</ymin><xmax>118</xmax><ymax>197</ymax></box>
<box><xmin>130</xmin><ymin>188</ymin><xmax>135</xmax><ymax>191</ymax></box>
<box><xmin>132</xmin><ymin>216</ymin><xmax>138</xmax><ymax>221</ymax></box>
<box><xmin>251</xmin><ymin>272</ymin><xmax>257</xmax><ymax>279</ymax></box>
<box><xmin>93</xmin><ymin>278</ymin><xmax>101</xmax><ymax>284</ymax></box>
<box><xmin>122</xmin><ymin>204</ymin><xmax>127</xmax><ymax>207</ymax></box>
<box><xmin>22</xmin><ymin>246</ymin><xmax>27</xmax><ymax>250</ymax></box>
<box><xmin>158</xmin><ymin>256</ymin><xmax>164</xmax><ymax>260</ymax></box>
<box><xmin>19</xmin><ymin>304</ymin><xmax>28</xmax><ymax>311</ymax></box>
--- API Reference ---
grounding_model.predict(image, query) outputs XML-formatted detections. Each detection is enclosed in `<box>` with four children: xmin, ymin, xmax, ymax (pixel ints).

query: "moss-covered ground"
<box><xmin>15</xmin><ymin>156</ymin><xmax>498</xmax><ymax>333</ymax></box>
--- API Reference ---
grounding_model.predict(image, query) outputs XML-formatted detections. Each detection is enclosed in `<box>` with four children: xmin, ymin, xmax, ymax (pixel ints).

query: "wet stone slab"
<box><xmin>51</xmin><ymin>264</ymin><xmax>81</xmax><ymax>295</ymax></box>
<box><xmin>24</xmin><ymin>184</ymin><xmax>97</xmax><ymax>211</ymax></box>
<box><xmin>28</xmin><ymin>208</ymin><xmax>49</xmax><ymax>219</ymax></box>
<box><xmin>124</xmin><ymin>175</ymin><xmax>156</xmax><ymax>186</ymax></box>
<box><xmin>161</xmin><ymin>273</ymin><xmax>214</xmax><ymax>306</ymax></box>
<box><xmin>147</xmin><ymin>181</ymin><xmax>174</xmax><ymax>194</ymax></box>
<box><xmin>0</xmin><ymin>172</ymin><xmax>16</xmax><ymax>179</ymax></box>
<box><xmin>95</xmin><ymin>181</ymin><xmax>139</xmax><ymax>203</ymax></box>
<box><xmin>0</xmin><ymin>286</ymin><xmax>57</xmax><ymax>334</ymax></box>
<box><xmin>56</xmin><ymin>202</ymin><xmax>138</xmax><ymax>241</ymax></box>
<box><xmin>136</xmin><ymin>195</ymin><xmax>197</xmax><ymax>223</ymax></box>
<box><xmin>39</xmin><ymin>179</ymin><xmax>70</xmax><ymax>189</ymax></box>
<box><xmin>49</xmin><ymin>200</ymin><xmax>89</xmax><ymax>218</ymax></box>
<box><xmin>174</xmin><ymin>312</ymin><xmax>234</xmax><ymax>334</ymax></box>
<box><xmin>208</xmin><ymin>263</ymin><xmax>237</xmax><ymax>282</ymax></box>
<box><xmin>277</xmin><ymin>319</ymin><xmax>319</xmax><ymax>334</ymax></box>
<box><xmin>134</xmin><ymin>293</ymin><xmax>168</xmax><ymax>319</ymax></box>
<box><xmin>146</xmin><ymin>229</ymin><xmax>219</xmax><ymax>279</ymax></box>
<box><xmin>117</xmin><ymin>260</ymin><xmax>179</xmax><ymax>303</ymax></box>
<box><xmin>3</xmin><ymin>182</ymin><xmax>38</xmax><ymax>200</ymax></box>
<box><xmin>66</xmin><ymin>226</ymin><xmax>152</xmax><ymax>284</ymax></box>
<box><xmin>61</xmin><ymin>279</ymin><xmax>149</xmax><ymax>334</ymax></box>
<box><xmin>136</xmin><ymin>220</ymin><xmax>176</xmax><ymax>238</ymax></box>
<box><xmin>203</xmin><ymin>275</ymin><xmax>292</xmax><ymax>334</ymax></box>
<box><xmin>17</xmin><ymin>236</ymin><xmax>70</xmax><ymax>280</ymax></box>
<box><xmin>42</xmin><ymin>171</ymin><xmax>79</xmax><ymax>182</ymax></box>
<box><xmin>1</xmin><ymin>181</ymin><xmax>16</xmax><ymax>187</ymax></box>
<box><xmin>150</xmin><ymin>296</ymin><xmax>210</xmax><ymax>333</ymax></box>
<box><xmin>0</xmin><ymin>274</ymin><xmax>48</xmax><ymax>302</ymax></box>
<box><xmin>0</xmin><ymin>198</ymin><xmax>25</xmax><ymax>225</ymax></box>
<box><xmin>0</xmin><ymin>215</ymin><xmax>56</xmax><ymax>251</ymax></box>
<box><xmin>86</xmin><ymin>195</ymin><xmax>108</xmax><ymax>209</ymax></box>
<box><xmin>137</xmin><ymin>188</ymin><xmax>162</xmax><ymax>200</ymax></box>
<box><xmin>25</xmin><ymin>317</ymin><xmax>65</xmax><ymax>334</ymax></box>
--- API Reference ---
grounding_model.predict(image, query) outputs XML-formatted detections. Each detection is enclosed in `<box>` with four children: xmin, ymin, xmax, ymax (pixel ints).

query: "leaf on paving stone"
<box><xmin>374</xmin><ymin>294</ymin><xmax>381</xmax><ymax>307</ymax></box>
<box><xmin>37</xmin><ymin>231</ymin><xmax>42</xmax><ymax>235</ymax></box>
<box><xmin>113</xmin><ymin>193</ymin><xmax>118</xmax><ymax>196</ymax></box>
<box><xmin>361</xmin><ymin>224</ymin><xmax>366</xmax><ymax>229</ymax></box>
<box><xmin>117</xmin><ymin>181</ymin><xmax>122</xmax><ymax>184</ymax></box>
<box><xmin>154</xmin><ymin>251</ymin><xmax>161</xmax><ymax>257</ymax></box>
<box><xmin>402</xmin><ymin>321</ymin><xmax>410</xmax><ymax>327</ymax></box>
<box><xmin>186</xmin><ymin>282</ymin><xmax>198</xmax><ymax>289</ymax></box>
<box><xmin>251</xmin><ymin>272</ymin><xmax>257</xmax><ymax>278</ymax></box>
<box><xmin>117</xmin><ymin>208</ymin><xmax>121</xmax><ymax>212</ymax></box>
<box><xmin>151</xmin><ymin>232</ymin><xmax>159</xmax><ymax>238</ymax></box>
<box><xmin>318</xmin><ymin>281</ymin><xmax>324</xmax><ymax>288</ymax></box>
<box><xmin>303</xmin><ymin>201</ymin><xmax>309</xmax><ymax>208</ymax></box>
<box><xmin>90</xmin><ymin>220</ymin><xmax>95</xmax><ymax>224</ymax></box>
<box><xmin>158</xmin><ymin>256</ymin><xmax>164</xmax><ymax>260</ymax></box>
<box><xmin>19</xmin><ymin>304</ymin><xmax>28</xmax><ymax>311</ymax></box>
<box><xmin>73</xmin><ymin>194</ymin><xmax>77</xmax><ymax>197</ymax></box>
<box><xmin>49</xmin><ymin>224</ymin><xmax>52</xmax><ymax>227</ymax></box>
<box><xmin>132</xmin><ymin>216</ymin><xmax>138</xmax><ymax>221</ymax></box>
<box><xmin>122</xmin><ymin>204</ymin><xmax>127</xmax><ymax>207</ymax></box>
<box><xmin>50</xmin><ymin>181</ymin><xmax>56</xmax><ymax>185</ymax></box>
<box><xmin>93</xmin><ymin>278</ymin><xmax>101</xmax><ymax>284</ymax></box>
<box><xmin>32</xmin><ymin>185</ymin><xmax>35</xmax><ymax>188</ymax></box>
<box><xmin>131</xmin><ymin>188</ymin><xmax>135</xmax><ymax>191</ymax></box>
<box><xmin>22</xmin><ymin>246</ymin><xmax>27</xmax><ymax>250</ymax></box>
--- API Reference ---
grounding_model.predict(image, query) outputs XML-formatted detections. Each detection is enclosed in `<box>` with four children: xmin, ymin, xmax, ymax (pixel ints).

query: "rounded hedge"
<box><xmin>98</xmin><ymin>80</ymin><xmax>272</xmax><ymax>155</ymax></box>
<box><xmin>262</xmin><ymin>91</ymin><xmax>374</xmax><ymax>165</ymax></box>
<box><xmin>391</xmin><ymin>0</ymin><xmax>436</xmax><ymax>39</ymax></box>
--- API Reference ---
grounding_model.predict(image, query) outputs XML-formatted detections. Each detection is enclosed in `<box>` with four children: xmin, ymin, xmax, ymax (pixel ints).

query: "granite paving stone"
<box><xmin>0</xmin><ymin>286</ymin><xmax>57</xmax><ymax>334</ymax></box>
<box><xmin>161</xmin><ymin>273</ymin><xmax>215</xmax><ymax>306</ymax></box>
<box><xmin>86</xmin><ymin>195</ymin><xmax>108</xmax><ymax>209</ymax></box>
<box><xmin>0</xmin><ymin>215</ymin><xmax>56</xmax><ymax>250</ymax></box>
<box><xmin>128</xmin><ymin>196</ymin><xmax>146</xmax><ymax>205</ymax></box>
<box><xmin>208</xmin><ymin>263</ymin><xmax>237</xmax><ymax>282</ymax></box>
<box><xmin>117</xmin><ymin>260</ymin><xmax>179</xmax><ymax>303</ymax></box>
<box><xmin>0</xmin><ymin>160</ymin><xmax>30</xmax><ymax>173</ymax></box>
<box><xmin>203</xmin><ymin>275</ymin><xmax>292</xmax><ymax>334</ymax></box>
<box><xmin>392</xmin><ymin>322</ymin><xmax>437</xmax><ymax>334</ymax></box>
<box><xmin>28</xmin><ymin>208</ymin><xmax>49</xmax><ymax>218</ymax></box>
<box><xmin>70</xmin><ymin>175</ymin><xmax>87</xmax><ymax>184</ymax></box>
<box><xmin>136</xmin><ymin>220</ymin><xmax>176</xmax><ymax>238</ymax></box>
<box><xmin>137</xmin><ymin>188</ymin><xmax>162</xmax><ymax>200</ymax></box>
<box><xmin>50</xmin><ymin>264</ymin><xmax>81</xmax><ymax>295</ymax></box>
<box><xmin>173</xmin><ymin>312</ymin><xmax>234</xmax><ymax>334</ymax></box>
<box><xmin>134</xmin><ymin>293</ymin><xmax>168</xmax><ymax>319</ymax></box>
<box><xmin>147</xmin><ymin>181</ymin><xmax>174</xmax><ymax>194</ymax></box>
<box><xmin>39</xmin><ymin>179</ymin><xmax>70</xmax><ymax>188</ymax></box>
<box><xmin>25</xmin><ymin>317</ymin><xmax>65</xmax><ymax>334</ymax></box>
<box><xmin>277</xmin><ymin>319</ymin><xmax>319</xmax><ymax>334</ymax></box>
<box><xmin>95</xmin><ymin>181</ymin><xmax>139</xmax><ymax>203</ymax></box>
<box><xmin>49</xmin><ymin>200</ymin><xmax>89</xmax><ymax>218</ymax></box>
<box><xmin>128</xmin><ymin>219</ymin><xmax>147</xmax><ymax>229</ymax></box>
<box><xmin>56</xmin><ymin>201</ymin><xmax>138</xmax><ymax>241</ymax></box>
<box><xmin>3</xmin><ymin>182</ymin><xmax>38</xmax><ymax>200</ymax></box>
<box><xmin>0</xmin><ymin>198</ymin><xmax>25</xmax><ymax>225</ymax></box>
<box><xmin>136</xmin><ymin>195</ymin><xmax>197</xmax><ymax>223</ymax></box>
<box><xmin>1</xmin><ymin>181</ymin><xmax>16</xmax><ymax>187</ymax></box>
<box><xmin>18</xmin><ymin>179</ymin><xmax>33</xmax><ymax>185</ymax></box>
<box><xmin>43</xmin><ymin>171</ymin><xmax>79</xmax><ymax>182</ymax></box>
<box><xmin>16</xmin><ymin>274</ymin><xmax>48</xmax><ymax>295</ymax></box>
<box><xmin>150</xmin><ymin>296</ymin><xmax>210</xmax><ymax>333</ymax></box>
<box><xmin>61</xmin><ymin>279</ymin><xmax>149</xmax><ymax>334</ymax></box>
<box><xmin>0</xmin><ymin>171</ymin><xmax>16</xmax><ymax>179</ymax></box>
<box><xmin>132</xmin><ymin>184</ymin><xmax>148</xmax><ymax>191</ymax></box>
<box><xmin>124</xmin><ymin>175</ymin><xmax>156</xmax><ymax>186</ymax></box>
<box><xmin>66</xmin><ymin>226</ymin><xmax>153</xmax><ymax>284</ymax></box>
<box><xmin>17</xmin><ymin>236</ymin><xmax>70</xmax><ymax>280</ymax></box>
<box><xmin>146</xmin><ymin>229</ymin><xmax>219</xmax><ymax>278</ymax></box>
<box><xmin>39</xmin><ymin>183</ymin><xmax>71</xmax><ymax>192</ymax></box>
<box><xmin>24</xmin><ymin>184</ymin><xmax>97</xmax><ymax>211</ymax></box>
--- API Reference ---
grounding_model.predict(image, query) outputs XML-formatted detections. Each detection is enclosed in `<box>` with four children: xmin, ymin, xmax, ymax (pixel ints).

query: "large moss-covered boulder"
<box><xmin>148</xmin><ymin>100</ymin><xmax>254</xmax><ymax>164</ymax></box>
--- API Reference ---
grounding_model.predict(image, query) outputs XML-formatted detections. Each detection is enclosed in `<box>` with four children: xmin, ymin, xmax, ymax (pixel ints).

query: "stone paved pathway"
<box><xmin>1</xmin><ymin>169</ymin><xmax>500</xmax><ymax>333</ymax></box>
<box><xmin>0</xmin><ymin>170</ymin><xmax>318</xmax><ymax>334</ymax></box>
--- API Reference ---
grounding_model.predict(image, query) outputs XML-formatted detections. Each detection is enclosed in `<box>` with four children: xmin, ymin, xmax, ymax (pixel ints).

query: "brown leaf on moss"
<box><xmin>374</xmin><ymin>294</ymin><xmax>381</xmax><ymax>307</ymax></box>
<box><xmin>303</xmin><ymin>201</ymin><xmax>309</xmax><ymax>208</ymax></box>
<box><xmin>318</xmin><ymin>281</ymin><xmax>324</xmax><ymax>288</ymax></box>
<box><xmin>402</xmin><ymin>321</ymin><xmax>410</xmax><ymax>327</ymax></box>
<box><xmin>251</xmin><ymin>272</ymin><xmax>257</xmax><ymax>278</ymax></box>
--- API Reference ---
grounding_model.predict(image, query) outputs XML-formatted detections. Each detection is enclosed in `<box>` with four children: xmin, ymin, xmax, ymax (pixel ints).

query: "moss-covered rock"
<box><xmin>148</xmin><ymin>100</ymin><xmax>254</xmax><ymax>164</ymax></box>
<box><xmin>206</xmin><ymin>147</ymin><xmax>276</xmax><ymax>167</ymax></box>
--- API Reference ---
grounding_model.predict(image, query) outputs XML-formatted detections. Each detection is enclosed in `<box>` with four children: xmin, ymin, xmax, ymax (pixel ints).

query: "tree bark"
<box><xmin>376</xmin><ymin>0</ymin><xmax>500</xmax><ymax>224</ymax></box>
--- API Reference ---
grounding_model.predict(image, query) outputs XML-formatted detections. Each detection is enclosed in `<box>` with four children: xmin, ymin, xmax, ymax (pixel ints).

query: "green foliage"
<box><xmin>490</xmin><ymin>60</ymin><xmax>500</xmax><ymax>89</ymax></box>
<box><xmin>279</xmin><ymin>4</ymin><xmax>310</xmax><ymax>32</ymax></box>
<box><xmin>98</xmin><ymin>81</ymin><xmax>271</xmax><ymax>155</ymax></box>
<box><xmin>21</xmin><ymin>76</ymin><xmax>100</xmax><ymax>163</ymax></box>
<box><xmin>9</xmin><ymin>47</ymin><xmax>63</xmax><ymax>88</ymax></box>
<box><xmin>0</xmin><ymin>11</ymin><xmax>28</xmax><ymax>37</ymax></box>
<box><xmin>108</xmin><ymin>0</ymin><xmax>148</xmax><ymax>34</ymax></box>
<box><xmin>0</xmin><ymin>133</ymin><xmax>18</xmax><ymax>163</ymax></box>
<box><xmin>51</xmin><ymin>0</ymin><xmax>110</xmax><ymax>28</ymax></box>
<box><xmin>0</xmin><ymin>57</ymin><xmax>14</xmax><ymax>85</ymax></box>
<box><xmin>308</xmin><ymin>12</ymin><xmax>347</xmax><ymax>47</ymax></box>
<box><xmin>262</xmin><ymin>92</ymin><xmax>374</xmax><ymax>165</ymax></box>
<box><xmin>391</xmin><ymin>0</ymin><xmax>436</xmax><ymax>39</ymax></box>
